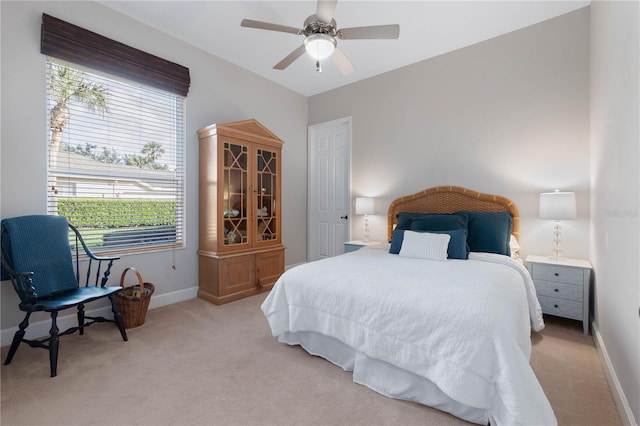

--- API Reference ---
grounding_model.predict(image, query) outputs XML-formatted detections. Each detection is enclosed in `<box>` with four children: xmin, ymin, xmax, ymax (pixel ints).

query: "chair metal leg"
<box><xmin>4</xmin><ymin>312</ymin><xmax>31</xmax><ymax>366</ymax></box>
<box><xmin>109</xmin><ymin>295</ymin><xmax>128</xmax><ymax>341</ymax></box>
<box><xmin>49</xmin><ymin>311</ymin><xmax>59</xmax><ymax>377</ymax></box>
<box><xmin>77</xmin><ymin>303</ymin><xmax>85</xmax><ymax>335</ymax></box>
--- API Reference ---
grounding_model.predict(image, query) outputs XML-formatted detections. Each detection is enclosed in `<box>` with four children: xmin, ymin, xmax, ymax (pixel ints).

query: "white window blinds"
<box><xmin>46</xmin><ymin>60</ymin><xmax>185</xmax><ymax>254</ymax></box>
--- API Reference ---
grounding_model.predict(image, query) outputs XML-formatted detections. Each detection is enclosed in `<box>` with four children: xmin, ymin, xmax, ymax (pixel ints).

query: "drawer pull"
<box><xmin>554</xmin><ymin>273</ymin><xmax>559</xmax><ymax>276</ymax></box>
<box><xmin>554</xmin><ymin>288</ymin><xmax>559</xmax><ymax>292</ymax></box>
<box><xmin>554</xmin><ymin>304</ymin><xmax>559</xmax><ymax>308</ymax></box>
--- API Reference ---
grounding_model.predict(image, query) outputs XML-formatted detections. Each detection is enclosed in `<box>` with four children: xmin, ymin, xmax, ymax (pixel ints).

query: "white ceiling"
<box><xmin>100</xmin><ymin>1</ymin><xmax>590</xmax><ymax>97</ymax></box>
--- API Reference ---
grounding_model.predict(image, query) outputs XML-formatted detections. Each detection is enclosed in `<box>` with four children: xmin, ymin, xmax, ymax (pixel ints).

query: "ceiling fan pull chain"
<box><xmin>316</xmin><ymin>60</ymin><xmax>322</xmax><ymax>73</ymax></box>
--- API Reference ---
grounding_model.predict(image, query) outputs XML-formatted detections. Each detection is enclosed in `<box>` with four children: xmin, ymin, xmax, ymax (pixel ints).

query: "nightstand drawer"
<box><xmin>538</xmin><ymin>295</ymin><xmax>582</xmax><ymax>320</ymax></box>
<box><xmin>531</xmin><ymin>263</ymin><xmax>583</xmax><ymax>285</ymax></box>
<box><xmin>534</xmin><ymin>280</ymin><xmax>583</xmax><ymax>302</ymax></box>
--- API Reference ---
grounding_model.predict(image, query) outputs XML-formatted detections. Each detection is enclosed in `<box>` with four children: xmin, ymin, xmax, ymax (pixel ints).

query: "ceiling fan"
<box><xmin>240</xmin><ymin>0</ymin><xmax>400</xmax><ymax>74</ymax></box>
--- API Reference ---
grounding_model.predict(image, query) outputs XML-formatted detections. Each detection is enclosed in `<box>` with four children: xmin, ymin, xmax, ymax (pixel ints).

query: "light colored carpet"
<box><xmin>1</xmin><ymin>293</ymin><xmax>621</xmax><ymax>426</ymax></box>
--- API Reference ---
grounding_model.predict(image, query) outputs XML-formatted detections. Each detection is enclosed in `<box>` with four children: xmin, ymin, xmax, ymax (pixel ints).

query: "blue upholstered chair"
<box><xmin>1</xmin><ymin>215</ymin><xmax>128</xmax><ymax>377</ymax></box>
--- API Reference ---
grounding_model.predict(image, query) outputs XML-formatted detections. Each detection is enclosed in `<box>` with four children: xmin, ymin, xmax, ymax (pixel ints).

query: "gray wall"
<box><xmin>0</xmin><ymin>1</ymin><xmax>308</xmax><ymax>332</ymax></box>
<box><xmin>309</xmin><ymin>8</ymin><xmax>591</xmax><ymax>260</ymax></box>
<box><xmin>590</xmin><ymin>1</ymin><xmax>640</xmax><ymax>423</ymax></box>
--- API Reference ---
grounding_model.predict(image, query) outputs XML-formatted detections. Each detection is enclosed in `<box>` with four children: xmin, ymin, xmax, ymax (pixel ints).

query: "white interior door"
<box><xmin>308</xmin><ymin>118</ymin><xmax>351</xmax><ymax>261</ymax></box>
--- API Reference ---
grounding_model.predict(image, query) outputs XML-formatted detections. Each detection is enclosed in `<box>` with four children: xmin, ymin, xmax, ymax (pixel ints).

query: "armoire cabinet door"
<box><xmin>255</xmin><ymin>146</ymin><xmax>280</xmax><ymax>247</ymax></box>
<box><xmin>221</xmin><ymin>139</ymin><xmax>250</xmax><ymax>251</ymax></box>
<box><xmin>256</xmin><ymin>249</ymin><xmax>284</xmax><ymax>290</ymax></box>
<box><xmin>218</xmin><ymin>254</ymin><xmax>255</xmax><ymax>296</ymax></box>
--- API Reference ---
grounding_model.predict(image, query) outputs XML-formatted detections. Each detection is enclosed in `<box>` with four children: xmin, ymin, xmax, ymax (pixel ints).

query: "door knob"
<box><xmin>340</xmin><ymin>215</ymin><xmax>348</xmax><ymax>220</ymax></box>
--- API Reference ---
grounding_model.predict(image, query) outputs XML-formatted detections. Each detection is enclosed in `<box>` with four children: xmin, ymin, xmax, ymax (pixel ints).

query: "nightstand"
<box><xmin>344</xmin><ymin>240</ymin><xmax>382</xmax><ymax>253</ymax></box>
<box><xmin>526</xmin><ymin>255</ymin><xmax>592</xmax><ymax>334</ymax></box>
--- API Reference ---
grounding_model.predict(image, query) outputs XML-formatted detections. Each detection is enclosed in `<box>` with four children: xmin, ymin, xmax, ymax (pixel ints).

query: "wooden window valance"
<box><xmin>40</xmin><ymin>13</ymin><xmax>190</xmax><ymax>97</ymax></box>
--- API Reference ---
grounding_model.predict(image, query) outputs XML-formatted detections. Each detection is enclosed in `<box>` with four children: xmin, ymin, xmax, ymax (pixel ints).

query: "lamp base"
<box><xmin>362</xmin><ymin>215</ymin><xmax>370</xmax><ymax>241</ymax></box>
<box><xmin>550</xmin><ymin>221</ymin><xmax>564</xmax><ymax>261</ymax></box>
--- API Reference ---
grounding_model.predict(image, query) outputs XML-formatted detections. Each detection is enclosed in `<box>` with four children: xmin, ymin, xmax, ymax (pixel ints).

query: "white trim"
<box><xmin>148</xmin><ymin>286</ymin><xmax>198</xmax><ymax>310</ymax></box>
<box><xmin>592</xmin><ymin>322</ymin><xmax>638</xmax><ymax>426</ymax></box>
<box><xmin>1</xmin><ymin>286</ymin><xmax>197</xmax><ymax>347</ymax></box>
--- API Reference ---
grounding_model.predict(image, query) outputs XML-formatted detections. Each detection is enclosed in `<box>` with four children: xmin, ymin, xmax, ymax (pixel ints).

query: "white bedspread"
<box><xmin>261</xmin><ymin>246</ymin><xmax>556</xmax><ymax>426</ymax></box>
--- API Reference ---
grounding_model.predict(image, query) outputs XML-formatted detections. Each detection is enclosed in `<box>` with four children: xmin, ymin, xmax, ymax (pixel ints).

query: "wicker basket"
<box><xmin>115</xmin><ymin>267</ymin><xmax>155</xmax><ymax>329</ymax></box>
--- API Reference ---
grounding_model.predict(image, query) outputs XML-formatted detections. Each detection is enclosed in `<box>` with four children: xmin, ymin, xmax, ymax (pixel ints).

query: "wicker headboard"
<box><xmin>387</xmin><ymin>186</ymin><xmax>519</xmax><ymax>242</ymax></box>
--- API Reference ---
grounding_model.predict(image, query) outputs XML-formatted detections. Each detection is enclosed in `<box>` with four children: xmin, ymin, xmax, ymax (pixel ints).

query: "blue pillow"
<box><xmin>396</xmin><ymin>212</ymin><xmax>468</xmax><ymax>231</ymax></box>
<box><xmin>455</xmin><ymin>211</ymin><xmax>512</xmax><ymax>256</ymax></box>
<box><xmin>389</xmin><ymin>228</ymin><xmax>469</xmax><ymax>259</ymax></box>
<box><xmin>389</xmin><ymin>229</ymin><xmax>406</xmax><ymax>254</ymax></box>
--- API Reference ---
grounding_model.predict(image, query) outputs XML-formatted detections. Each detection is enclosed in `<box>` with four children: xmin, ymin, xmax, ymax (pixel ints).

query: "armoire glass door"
<box><xmin>256</xmin><ymin>147</ymin><xmax>278</xmax><ymax>243</ymax></box>
<box><xmin>222</xmin><ymin>141</ymin><xmax>248</xmax><ymax>246</ymax></box>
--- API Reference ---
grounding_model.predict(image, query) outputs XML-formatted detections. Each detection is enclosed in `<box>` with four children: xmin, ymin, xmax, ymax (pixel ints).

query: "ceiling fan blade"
<box><xmin>241</xmin><ymin>19</ymin><xmax>301</xmax><ymax>35</ymax></box>
<box><xmin>316</xmin><ymin>0</ymin><xmax>337</xmax><ymax>24</ymax></box>
<box><xmin>331</xmin><ymin>47</ymin><xmax>355</xmax><ymax>75</ymax></box>
<box><xmin>338</xmin><ymin>24</ymin><xmax>400</xmax><ymax>40</ymax></box>
<box><xmin>273</xmin><ymin>45</ymin><xmax>306</xmax><ymax>70</ymax></box>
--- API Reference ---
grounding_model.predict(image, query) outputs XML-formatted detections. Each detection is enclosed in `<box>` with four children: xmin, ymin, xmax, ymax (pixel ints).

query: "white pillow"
<box><xmin>510</xmin><ymin>234</ymin><xmax>521</xmax><ymax>258</ymax></box>
<box><xmin>399</xmin><ymin>230</ymin><xmax>450</xmax><ymax>261</ymax></box>
<box><xmin>509</xmin><ymin>234</ymin><xmax>524</xmax><ymax>264</ymax></box>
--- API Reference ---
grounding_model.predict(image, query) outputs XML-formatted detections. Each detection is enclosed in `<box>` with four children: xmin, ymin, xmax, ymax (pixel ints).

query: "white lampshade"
<box><xmin>539</xmin><ymin>190</ymin><xmax>577</xmax><ymax>220</ymax></box>
<box><xmin>304</xmin><ymin>34</ymin><xmax>336</xmax><ymax>60</ymax></box>
<box><xmin>355</xmin><ymin>197</ymin><xmax>375</xmax><ymax>215</ymax></box>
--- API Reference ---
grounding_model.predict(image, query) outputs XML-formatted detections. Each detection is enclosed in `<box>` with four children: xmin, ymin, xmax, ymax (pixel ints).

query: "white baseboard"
<box><xmin>1</xmin><ymin>286</ymin><xmax>198</xmax><ymax>347</ymax></box>
<box><xmin>592</xmin><ymin>322</ymin><xmax>638</xmax><ymax>426</ymax></box>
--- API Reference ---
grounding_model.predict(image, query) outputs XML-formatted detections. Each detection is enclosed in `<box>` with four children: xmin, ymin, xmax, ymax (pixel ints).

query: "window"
<box><xmin>46</xmin><ymin>60</ymin><xmax>185</xmax><ymax>254</ymax></box>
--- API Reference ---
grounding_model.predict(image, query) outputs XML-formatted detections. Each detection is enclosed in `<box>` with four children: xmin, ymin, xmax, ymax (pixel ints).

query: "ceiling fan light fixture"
<box><xmin>304</xmin><ymin>33</ymin><xmax>336</xmax><ymax>60</ymax></box>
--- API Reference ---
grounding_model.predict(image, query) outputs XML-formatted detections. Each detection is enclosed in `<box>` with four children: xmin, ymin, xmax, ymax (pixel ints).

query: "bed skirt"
<box><xmin>278</xmin><ymin>330</ymin><xmax>490</xmax><ymax>425</ymax></box>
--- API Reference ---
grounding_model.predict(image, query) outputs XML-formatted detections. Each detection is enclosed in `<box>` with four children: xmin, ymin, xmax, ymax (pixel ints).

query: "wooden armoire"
<box><xmin>197</xmin><ymin>119</ymin><xmax>284</xmax><ymax>305</ymax></box>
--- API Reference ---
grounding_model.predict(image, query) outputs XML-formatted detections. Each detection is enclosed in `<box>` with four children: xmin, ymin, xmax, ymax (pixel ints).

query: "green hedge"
<box><xmin>58</xmin><ymin>198</ymin><xmax>176</xmax><ymax>228</ymax></box>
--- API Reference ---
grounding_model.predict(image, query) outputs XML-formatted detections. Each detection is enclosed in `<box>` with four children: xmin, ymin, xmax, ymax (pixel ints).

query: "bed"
<box><xmin>261</xmin><ymin>186</ymin><xmax>555</xmax><ymax>425</ymax></box>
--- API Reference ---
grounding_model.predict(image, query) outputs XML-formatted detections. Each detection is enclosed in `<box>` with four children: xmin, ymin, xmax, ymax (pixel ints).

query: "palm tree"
<box><xmin>48</xmin><ymin>64</ymin><xmax>109</xmax><ymax>194</ymax></box>
<box><xmin>142</xmin><ymin>141</ymin><xmax>165</xmax><ymax>163</ymax></box>
<box><xmin>127</xmin><ymin>155</ymin><xmax>148</xmax><ymax>168</ymax></box>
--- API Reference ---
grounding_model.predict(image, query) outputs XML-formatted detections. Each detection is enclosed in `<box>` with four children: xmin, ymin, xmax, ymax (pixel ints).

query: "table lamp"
<box><xmin>539</xmin><ymin>189</ymin><xmax>576</xmax><ymax>259</ymax></box>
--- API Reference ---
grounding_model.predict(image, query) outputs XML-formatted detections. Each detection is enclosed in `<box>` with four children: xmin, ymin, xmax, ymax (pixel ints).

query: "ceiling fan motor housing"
<box><xmin>303</xmin><ymin>15</ymin><xmax>337</xmax><ymax>37</ymax></box>
<box><xmin>303</xmin><ymin>15</ymin><xmax>338</xmax><ymax>60</ymax></box>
